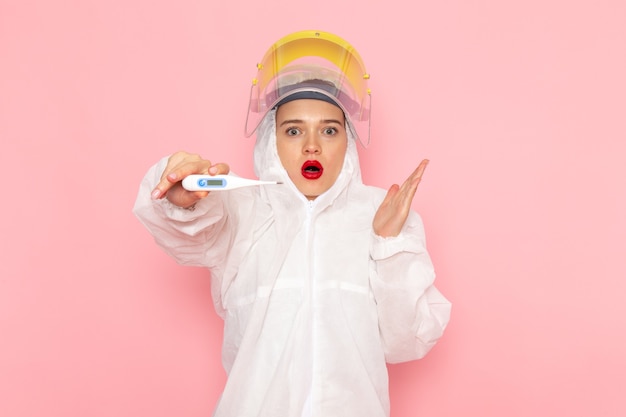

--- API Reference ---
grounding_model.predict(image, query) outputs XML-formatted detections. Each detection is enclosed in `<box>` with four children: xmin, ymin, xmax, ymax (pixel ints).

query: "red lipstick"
<box><xmin>301</xmin><ymin>160</ymin><xmax>323</xmax><ymax>180</ymax></box>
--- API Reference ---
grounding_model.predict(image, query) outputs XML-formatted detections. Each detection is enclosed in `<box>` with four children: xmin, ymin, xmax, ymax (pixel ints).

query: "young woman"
<box><xmin>134</xmin><ymin>30</ymin><xmax>450</xmax><ymax>417</ymax></box>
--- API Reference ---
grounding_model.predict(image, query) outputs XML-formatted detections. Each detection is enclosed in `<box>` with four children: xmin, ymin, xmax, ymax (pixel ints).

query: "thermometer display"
<box><xmin>198</xmin><ymin>178</ymin><xmax>226</xmax><ymax>187</ymax></box>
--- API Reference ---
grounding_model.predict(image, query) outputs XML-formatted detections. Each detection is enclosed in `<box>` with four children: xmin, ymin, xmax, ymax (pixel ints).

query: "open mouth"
<box><xmin>301</xmin><ymin>160</ymin><xmax>323</xmax><ymax>180</ymax></box>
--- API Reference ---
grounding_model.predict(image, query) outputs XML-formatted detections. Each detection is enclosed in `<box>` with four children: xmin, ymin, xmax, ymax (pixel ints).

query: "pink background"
<box><xmin>1</xmin><ymin>1</ymin><xmax>625</xmax><ymax>416</ymax></box>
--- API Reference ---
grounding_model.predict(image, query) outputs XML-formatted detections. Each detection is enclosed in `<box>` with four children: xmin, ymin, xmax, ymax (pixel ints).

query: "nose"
<box><xmin>303</xmin><ymin>133</ymin><xmax>321</xmax><ymax>154</ymax></box>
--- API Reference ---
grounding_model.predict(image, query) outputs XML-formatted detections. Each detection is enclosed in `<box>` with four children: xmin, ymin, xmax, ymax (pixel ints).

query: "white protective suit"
<box><xmin>133</xmin><ymin>110</ymin><xmax>451</xmax><ymax>417</ymax></box>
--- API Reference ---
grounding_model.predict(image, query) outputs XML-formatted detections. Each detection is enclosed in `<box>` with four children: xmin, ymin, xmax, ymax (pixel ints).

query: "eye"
<box><xmin>286</xmin><ymin>127</ymin><xmax>300</xmax><ymax>136</ymax></box>
<box><xmin>323</xmin><ymin>127</ymin><xmax>338</xmax><ymax>135</ymax></box>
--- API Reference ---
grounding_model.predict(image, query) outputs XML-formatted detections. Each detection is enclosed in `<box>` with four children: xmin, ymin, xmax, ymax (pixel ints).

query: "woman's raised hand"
<box><xmin>372</xmin><ymin>159</ymin><xmax>429</xmax><ymax>238</ymax></box>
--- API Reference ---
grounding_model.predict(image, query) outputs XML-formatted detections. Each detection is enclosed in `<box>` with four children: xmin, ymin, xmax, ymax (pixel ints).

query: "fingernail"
<box><xmin>167</xmin><ymin>172</ymin><xmax>178</xmax><ymax>180</ymax></box>
<box><xmin>151</xmin><ymin>189</ymin><xmax>161</xmax><ymax>200</ymax></box>
<box><xmin>209</xmin><ymin>166</ymin><xmax>218</xmax><ymax>175</ymax></box>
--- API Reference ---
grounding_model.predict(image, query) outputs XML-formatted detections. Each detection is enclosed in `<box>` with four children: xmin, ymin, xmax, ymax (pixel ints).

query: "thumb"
<box><xmin>208</xmin><ymin>162</ymin><xmax>231</xmax><ymax>175</ymax></box>
<box><xmin>384</xmin><ymin>183</ymin><xmax>400</xmax><ymax>202</ymax></box>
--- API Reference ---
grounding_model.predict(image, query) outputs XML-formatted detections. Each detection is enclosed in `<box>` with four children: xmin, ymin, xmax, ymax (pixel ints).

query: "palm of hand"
<box><xmin>373</xmin><ymin>160</ymin><xmax>428</xmax><ymax>238</ymax></box>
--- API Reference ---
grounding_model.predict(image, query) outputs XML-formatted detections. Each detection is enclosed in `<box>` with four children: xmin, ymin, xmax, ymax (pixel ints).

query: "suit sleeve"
<box><xmin>132</xmin><ymin>156</ymin><xmax>233</xmax><ymax>269</ymax></box>
<box><xmin>369</xmin><ymin>211</ymin><xmax>451</xmax><ymax>363</ymax></box>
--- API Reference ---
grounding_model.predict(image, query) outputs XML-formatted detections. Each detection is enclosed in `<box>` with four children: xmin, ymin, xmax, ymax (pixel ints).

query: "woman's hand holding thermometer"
<box><xmin>151</xmin><ymin>151</ymin><xmax>281</xmax><ymax>209</ymax></box>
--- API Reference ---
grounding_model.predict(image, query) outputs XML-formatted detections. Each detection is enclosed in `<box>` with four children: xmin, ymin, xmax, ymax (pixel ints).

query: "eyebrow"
<box><xmin>279</xmin><ymin>118</ymin><xmax>344</xmax><ymax>127</ymax></box>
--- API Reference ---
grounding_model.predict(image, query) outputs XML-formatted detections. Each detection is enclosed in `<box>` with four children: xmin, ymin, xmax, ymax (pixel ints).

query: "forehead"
<box><xmin>276</xmin><ymin>99</ymin><xmax>345</xmax><ymax>123</ymax></box>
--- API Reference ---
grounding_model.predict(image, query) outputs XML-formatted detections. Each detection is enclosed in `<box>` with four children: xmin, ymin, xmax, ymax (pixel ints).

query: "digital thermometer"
<box><xmin>182</xmin><ymin>174</ymin><xmax>281</xmax><ymax>191</ymax></box>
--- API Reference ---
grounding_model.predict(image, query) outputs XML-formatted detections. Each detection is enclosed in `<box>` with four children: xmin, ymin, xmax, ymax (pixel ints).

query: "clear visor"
<box><xmin>244</xmin><ymin>30</ymin><xmax>372</xmax><ymax>146</ymax></box>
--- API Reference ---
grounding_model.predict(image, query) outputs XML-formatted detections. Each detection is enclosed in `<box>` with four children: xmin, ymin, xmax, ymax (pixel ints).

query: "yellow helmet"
<box><xmin>244</xmin><ymin>30</ymin><xmax>372</xmax><ymax>146</ymax></box>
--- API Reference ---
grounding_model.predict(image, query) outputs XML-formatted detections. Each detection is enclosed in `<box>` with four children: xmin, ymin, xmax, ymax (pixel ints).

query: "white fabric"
<box><xmin>133</xmin><ymin>110</ymin><xmax>451</xmax><ymax>417</ymax></box>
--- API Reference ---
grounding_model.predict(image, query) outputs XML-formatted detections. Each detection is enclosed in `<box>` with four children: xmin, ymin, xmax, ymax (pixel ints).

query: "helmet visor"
<box><xmin>245</xmin><ymin>30</ymin><xmax>371</xmax><ymax>145</ymax></box>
